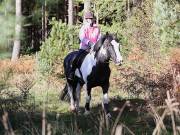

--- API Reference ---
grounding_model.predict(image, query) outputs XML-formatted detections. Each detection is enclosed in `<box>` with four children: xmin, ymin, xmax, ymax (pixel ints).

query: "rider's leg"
<box><xmin>67</xmin><ymin>49</ymin><xmax>84</xmax><ymax>80</ymax></box>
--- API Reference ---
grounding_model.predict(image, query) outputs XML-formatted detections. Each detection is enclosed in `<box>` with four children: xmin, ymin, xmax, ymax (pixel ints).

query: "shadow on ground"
<box><xmin>0</xmin><ymin>96</ymin><xmax>155</xmax><ymax>135</ymax></box>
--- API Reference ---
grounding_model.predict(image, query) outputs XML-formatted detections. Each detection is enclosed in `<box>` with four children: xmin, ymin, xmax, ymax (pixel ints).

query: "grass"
<box><xmin>0</xmin><ymin>76</ymin><xmax>155</xmax><ymax>135</ymax></box>
<box><xmin>0</xmin><ymin>52</ymin><xmax>179</xmax><ymax>135</ymax></box>
<box><xmin>0</xmin><ymin>96</ymin><xmax>152</xmax><ymax>135</ymax></box>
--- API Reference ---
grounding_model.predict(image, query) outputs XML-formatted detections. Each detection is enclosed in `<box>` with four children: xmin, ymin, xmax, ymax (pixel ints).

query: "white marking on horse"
<box><xmin>67</xmin><ymin>83</ymin><xmax>75</xmax><ymax>111</ymax></box>
<box><xmin>99</xmin><ymin>46</ymin><xmax>107</xmax><ymax>55</ymax></box>
<box><xmin>103</xmin><ymin>93</ymin><xmax>109</xmax><ymax>104</ymax></box>
<box><xmin>75</xmin><ymin>53</ymin><xmax>96</xmax><ymax>83</ymax></box>
<box><xmin>111</xmin><ymin>40</ymin><xmax>123</xmax><ymax>63</ymax></box>
<box><xmin>75</xmin><ymin>83</ymin><xmax>81</xmax><ymax>110</ymax></box>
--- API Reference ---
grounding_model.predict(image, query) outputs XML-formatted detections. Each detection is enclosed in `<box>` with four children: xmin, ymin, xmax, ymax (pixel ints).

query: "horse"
<box><xmin>60</xmin><ymin>32</ymin><xmax>123</xmax><ymax>118</ymax></box>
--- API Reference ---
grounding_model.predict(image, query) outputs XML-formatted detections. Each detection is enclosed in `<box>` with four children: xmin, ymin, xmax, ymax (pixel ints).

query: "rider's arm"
<box><xmin>79</xmin><ymin>25</ymin><xmax>90</xmax><ymax>45</ymax></box>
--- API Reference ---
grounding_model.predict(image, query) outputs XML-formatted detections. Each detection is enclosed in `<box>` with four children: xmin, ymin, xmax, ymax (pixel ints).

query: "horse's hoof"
<box><xmin>84</xmin><ymin>110</ymin><xmax>90</xmax><ymax>116</ymax></box>
<box><xmin>76</xmin><ymin>110</ymin><xmax>82</xmax><ymax>115</ymax></box>
<box><xmin>70</xmin><ymin>106</ymin><xmax>76</xmax><ymax>112</ymax></box>
<box><xmin>77</xmin><ymin>109</ymin><xmax>82</xmax><ymax>113</ymax></box>
<box><xmin>106</xmin><ymin>113</ymin><xmax>112</xmax><ymax>119</ymax></box>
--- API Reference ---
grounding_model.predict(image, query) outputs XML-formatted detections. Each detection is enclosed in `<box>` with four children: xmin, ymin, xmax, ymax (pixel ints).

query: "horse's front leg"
<box><xmin>102</xmin><ymin>84</ymin><xmax>111</xmax><ymax>118</ymax></box>
<box><xmin>67</xmin><ymin>83</ymin><xmax>76</xmax><ymax>111</ymax></box>
<box><xmin>84</xmin><ymin>85</ymin><xmax>91</xmax><ymax>115</ymax></box>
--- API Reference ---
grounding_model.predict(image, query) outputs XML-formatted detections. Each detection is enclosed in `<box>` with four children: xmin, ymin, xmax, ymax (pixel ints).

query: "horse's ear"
<box><xmin>111</xmin><ymin>32</ymin><xmax>118</xmax><ymax>41</ymax></box>
<box><xmin>106</xmin><ymin>32</ymin><xmax>109</xmax><ymax>36</ymax></box>
<box><xmin>115</xmin><ymin>32</ymin><xmax>117</xmax><ymax>38</ymax></box>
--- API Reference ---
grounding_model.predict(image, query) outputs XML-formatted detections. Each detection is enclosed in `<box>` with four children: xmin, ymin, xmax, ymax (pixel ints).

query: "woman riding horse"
<box><xmin>68</xmin><ymin>11</ymin><xmax>101</xmax><ymax>81</ymax></box>
<box><xmin>62</xmin><ymin>32</ymin><xmax>123</xmax><ymax>118</ymax></box>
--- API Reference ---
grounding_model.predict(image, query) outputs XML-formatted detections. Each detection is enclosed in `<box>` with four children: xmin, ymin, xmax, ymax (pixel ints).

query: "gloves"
<box><xmin>88</xmin><ymin>41</ymin><xmax>94</xmax><ymax>49</ymax></box>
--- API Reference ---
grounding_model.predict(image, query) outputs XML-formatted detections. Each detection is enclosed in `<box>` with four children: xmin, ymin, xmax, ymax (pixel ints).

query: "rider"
<box><xmin>68</xmin><ymin>11</ymin><xmax>101</xmax><ymax>80</ymax></box>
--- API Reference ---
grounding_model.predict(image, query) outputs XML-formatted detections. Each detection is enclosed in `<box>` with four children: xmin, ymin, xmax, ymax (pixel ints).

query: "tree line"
<box><xmin>0</xmin><ymin>0</ymin><xmax>179</xmax><ymax>61</ymax></box>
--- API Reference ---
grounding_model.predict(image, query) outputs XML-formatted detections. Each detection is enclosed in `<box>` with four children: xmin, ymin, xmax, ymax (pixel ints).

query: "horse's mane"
<box><xmin>93</xmin><ymin>34</ymin><xmax>107</xmax><ymax>52</ymax></box>
<box><xmin>93</xmin><ymin>32</ymin><xmax>115</xmax><ymax>52</ymax></box>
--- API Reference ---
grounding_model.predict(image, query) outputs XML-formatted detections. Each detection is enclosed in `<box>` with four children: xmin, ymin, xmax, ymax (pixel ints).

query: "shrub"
<box><xmin>38</xmin><ymin>18</ymin><xmax>80</xmax><ymax>75</ymax></box>
<box><xmin>100</xmin><ymin>22</ymin><xmax>129</xmax><ymax>57</ymax></box>
<box><xmin>153</xmin><ymin>0</ymin><xmax>179</xmax><ymax>52</ymax></box>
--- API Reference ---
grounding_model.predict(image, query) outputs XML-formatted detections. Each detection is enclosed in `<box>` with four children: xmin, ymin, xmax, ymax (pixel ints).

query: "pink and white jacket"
<box><xmin>79</xmin><ymin>24</ymin><xmax>101</xmax><ymax>50</ymax></box>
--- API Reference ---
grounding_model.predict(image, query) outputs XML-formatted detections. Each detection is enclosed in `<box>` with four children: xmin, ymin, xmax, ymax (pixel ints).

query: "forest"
<box><xmin>0</xmin><ymin>0</ymin><xmax>180</xmax><ymax>134</ymax></box>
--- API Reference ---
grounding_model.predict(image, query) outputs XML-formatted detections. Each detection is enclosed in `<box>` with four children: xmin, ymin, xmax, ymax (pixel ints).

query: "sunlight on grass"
<box><xmin>0</xmin><ymin>51</ymin><xmax>179</xmax><ymax>134</ymax></box>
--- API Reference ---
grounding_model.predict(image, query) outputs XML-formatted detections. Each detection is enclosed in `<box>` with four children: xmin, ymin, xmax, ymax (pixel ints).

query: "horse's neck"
<box><xmin>87</xmin><ymin>51</ymin><xmax>109</xmax><ymax>65</ymax></box>
<box><xmin>97</xmin><ymin>62</ymin><xmax>109</xmax><ymax>69</ymax></box>
<box><xmin>94</xmin><ymin>49</ymin><xmax>109</xmax><ymax>64</ymax></box>
<box><xmin>81</xmin><ymin>52</ymin><xmax>109</xmax><ymax>77</ymax></box>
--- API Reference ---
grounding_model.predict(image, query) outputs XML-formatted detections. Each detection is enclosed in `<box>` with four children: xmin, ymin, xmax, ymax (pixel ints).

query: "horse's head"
<box><xmin>96</xmin><ymin>32</ymin><xmax>123</xmax><ymax>65</ymax></box>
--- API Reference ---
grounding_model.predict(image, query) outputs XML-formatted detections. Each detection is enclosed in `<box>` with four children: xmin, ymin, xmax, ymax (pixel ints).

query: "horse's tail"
<box><xmin>59</xmin><ymin>83</ymin><xmax>70</xmax><ymax>102</ymax></box>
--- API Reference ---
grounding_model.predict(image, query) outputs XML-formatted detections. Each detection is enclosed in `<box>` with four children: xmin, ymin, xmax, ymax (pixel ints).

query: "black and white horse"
<box><xmin>61</xmin><ymin>33</ymin><xmax>123</xmax><ymax>117</ymax></box>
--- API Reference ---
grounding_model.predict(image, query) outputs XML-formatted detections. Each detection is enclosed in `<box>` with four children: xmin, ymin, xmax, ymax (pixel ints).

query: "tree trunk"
<box><xmin>45</xmin><ymin>0</ymin><xmax>47</xmax><ymax>39</ymax></box>
<box><xmin>42</xmin><ymin>0</ymin><xmax>46</xmax><ymax>41</ymax></box>
<box><xmin>42</xmin><ymin>0</ymin><xmax>48</xmax><ymax>41</ymax></box>
<box><xmin>64</xmin><ymin>0</ymin><xmax>67</xmax><ymax>23</ymax></box>
<box><xmin>93</xmin><ymin>3</ymin><xmax>98</xmax><ymax>25</ymax></box>
<box><xmin>83</xmin><ymin>0</ymin><xmax>91</xmax><ymax>23</ymax></box>
<box><xmin>11</xmin><ymin>0</ymin><xmax>22</xmax><ymax>61</ymax></box>
<box><xmin>68</xmin><ymin>0</ymin><xmax>73</xmax><ymax>26</ymax></box>
<box><xmin>127</xmin><ymin>0</ymin><xmax>130</xmax><ymax>18</ymax></box>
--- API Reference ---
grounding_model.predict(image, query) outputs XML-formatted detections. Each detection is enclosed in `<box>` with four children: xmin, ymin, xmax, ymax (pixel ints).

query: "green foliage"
<box><xmin>0</xmin><ymin>0</ymin><xmax>15</xmax><ymax>48</ymax></box>
<box><xmin>91</xmin><ymin>0</ymin><xmax>129</xmax><ymax>56</ymax></box>
<box><xmin>126</xmin><ymin>1</ymin><xmax>154</xmax><ymax>48</ymax></box>
<box><xmin>0</xmin><ymin>51</ymin><xmax>11</xmax><ymax>59</ymax></box>
<box><xmin>0</xmin><ymin>68</ymin><xmax>13</xmax><ymax>93</ymax></box>
<box><xmin>100</xmin><ymin>22</ymin><xmax>129</xmax><ymax>56</ymax></box>
<box><xmin>153</xmin><ymin>0</ymin><xmax>179</xmax><ymax>51</ymax></box>
<box><xmin>92</xmin><ymin>0</ymin><xmax>126</xmax><ymax>23</ymax></box>
<box><xmin>38</xmin><ymin>18</ymin><xmax>79</xmax><ymax>75</ymax></box>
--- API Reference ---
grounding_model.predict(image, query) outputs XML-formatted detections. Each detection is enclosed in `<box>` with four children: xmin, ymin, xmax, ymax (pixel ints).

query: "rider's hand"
<box><xmin>88</xmin><ymin>41</ymin><xmax>94</xmax><ymax>49</ymax></box>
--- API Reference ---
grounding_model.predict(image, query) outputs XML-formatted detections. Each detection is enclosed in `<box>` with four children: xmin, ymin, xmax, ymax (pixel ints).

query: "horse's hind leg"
<box><xmin>75</xmin><ymin>82</ymin><xmax>82</xmax><ymax>112</ymax></box>
<box><xmin>67</xmin><ymin>83</ymin><xmax>76</xmax><ymax>111</ymax></box>
<box><xmin>84</xmin><ymin>86</ymin><xmax>91</xmax><ymax>115</ymax></box>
